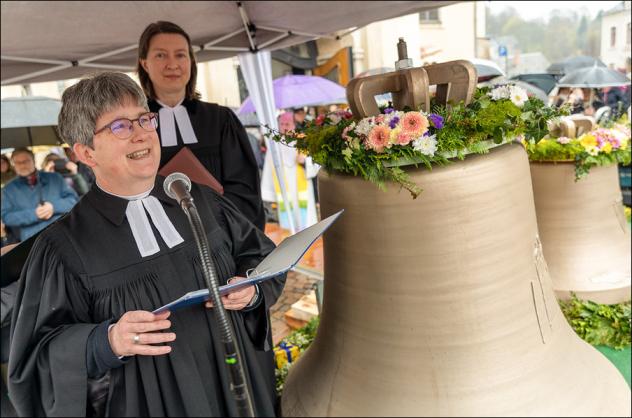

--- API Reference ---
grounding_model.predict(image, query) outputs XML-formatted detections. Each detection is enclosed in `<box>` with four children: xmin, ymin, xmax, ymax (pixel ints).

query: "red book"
<box><xmin>158</xmin><ymin>147</ymin><xmax>224</xmax><ymax>195</ymax></box>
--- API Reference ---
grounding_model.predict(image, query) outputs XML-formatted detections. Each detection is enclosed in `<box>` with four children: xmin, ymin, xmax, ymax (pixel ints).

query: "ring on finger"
<box><xmin>133</xmin><ymin>333</ymin><xmax>141</xmax><ymax>344</ymax></box>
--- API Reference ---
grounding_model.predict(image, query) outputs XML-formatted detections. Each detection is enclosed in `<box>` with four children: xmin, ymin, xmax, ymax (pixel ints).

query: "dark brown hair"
<box><xmin>137</xmin><ymin>21</ymin><xmax>200</xmax><ymax>100</ymax></box>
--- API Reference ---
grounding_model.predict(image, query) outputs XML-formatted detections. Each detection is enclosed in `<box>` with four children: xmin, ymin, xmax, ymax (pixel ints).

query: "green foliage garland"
<box><xmin>265</xmin><ymin>85</ymin><xmax>566</xmax><ymax>198</ymax></box>
<box><xmin>559</xmin><ymin>294</ymin><xmax>631</xmax><ymax>350</ymax></box>
<box><xmin>525</xmin><ymin>118</ymin><xmax>631</xmax><ymax>180</ymax></box>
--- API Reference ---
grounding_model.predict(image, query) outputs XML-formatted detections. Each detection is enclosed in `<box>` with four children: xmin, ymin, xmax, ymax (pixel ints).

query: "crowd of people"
<box><xmin>552</xmin><ymin>85</ymin><xmax>631</xmax><ymax>120</ymax></box>
<box><xmin>1</xmin><ymin>20</ymin><xmax>287</xmax><ymax>417</ymax></box>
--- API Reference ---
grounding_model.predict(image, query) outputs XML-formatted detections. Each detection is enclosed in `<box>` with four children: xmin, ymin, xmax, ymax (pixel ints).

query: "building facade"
<box><xmin>600</xmin><ymin>1</ymin><xmax>631</xmax><ymax>74</ymax></box>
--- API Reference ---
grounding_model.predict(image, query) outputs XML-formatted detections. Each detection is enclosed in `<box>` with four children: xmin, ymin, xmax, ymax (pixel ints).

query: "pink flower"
<box><xmin>374</xmin><ymin>114</ymin><xmax>385</xmax><ymax>124</ymax></box>
<box><xmin>315</xmin><ymin>114</ymin><xmax>326</xmax><ymax>126</ymax></box>
<box><xmin>366</xmin><ymin>125</ymin><xmax>391</xmax><ymax>153</ymax></box>
<box><xmin>400</xmin><ymin>112</ymin><xmax>429</xmax><ymax>136</ymax></box>
<box><xmin>342</xmin><ymin>125</ymin><xmax>353</xmax><ymax>141</ymax></box>
<box><xmin>396</xmin><ymin>131</ymin><xmax>413</xmax><ymax>145</ymax></box>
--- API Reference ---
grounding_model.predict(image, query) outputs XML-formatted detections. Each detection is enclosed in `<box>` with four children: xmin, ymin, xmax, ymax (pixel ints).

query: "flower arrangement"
<box><xmin>265</xmin><ymin>85</ymin><xmax>566</xmax><ymax>198</ymax></box>
<box><xmin>524</xmin><ymin>120</ymin><xmax>631</xmax><ymax>180</ymax></box>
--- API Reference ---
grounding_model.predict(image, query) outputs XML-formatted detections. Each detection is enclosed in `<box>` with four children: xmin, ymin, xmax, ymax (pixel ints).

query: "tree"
<box><xmin>486</xmin><ymin>6</ymin><xmax>602</xmax><ymax>62</ymax></box>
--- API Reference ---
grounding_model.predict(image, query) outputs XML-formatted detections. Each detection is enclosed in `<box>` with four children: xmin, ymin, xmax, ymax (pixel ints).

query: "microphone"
<box><xmin>163</xmin><ymin>172</ymin><xmax>193</xmax><ymax>207</ymax></box>
<box><xmin>162</xmin><ymin>170</ymin><xmax>255</xmax><ymax>416</ymax></box>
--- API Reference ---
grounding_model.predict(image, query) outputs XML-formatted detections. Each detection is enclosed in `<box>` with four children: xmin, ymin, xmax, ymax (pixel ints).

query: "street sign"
<box><xmin>498</xmin><ymin>45</ymin><xmax>508</xmax><ymax>57</ymax></box>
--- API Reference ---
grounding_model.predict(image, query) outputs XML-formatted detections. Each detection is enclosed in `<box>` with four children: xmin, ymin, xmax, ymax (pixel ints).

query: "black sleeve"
<box><xmin>8</xmin><ymin>234</ymin><xmax>98</xmax><ymax>417</ymax></box>
<box><xmin>220</xmin><ymin>108</ymin><xmax>266</xmax><ymax>231</ymax></box>
<box><xmin>86</xmin><ymin>319</ymin><xmax>128</xmax><ymax>378</ymax></box>
<box><xmin>211</xmin><ymin>190</ymin><xmax>286</xmax><ymax>349</ymax></box>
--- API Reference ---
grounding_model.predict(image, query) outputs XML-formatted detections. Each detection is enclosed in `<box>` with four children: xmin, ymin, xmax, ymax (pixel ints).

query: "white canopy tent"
<box><xmin>1</xmin><ymin>0</ymin><xmax>457</xmax><ymax>232</ymax></box>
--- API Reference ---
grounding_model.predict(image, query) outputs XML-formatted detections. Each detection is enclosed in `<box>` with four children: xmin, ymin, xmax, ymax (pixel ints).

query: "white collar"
<box><xmin>97</xmin><ymin>183</ymin><xmax>184</xmax><ymax>257</ymax></box>
<box><xmin>156</xmin><ymin>98</ymin><xmax>199</xmax><ymax>147</ymax></box>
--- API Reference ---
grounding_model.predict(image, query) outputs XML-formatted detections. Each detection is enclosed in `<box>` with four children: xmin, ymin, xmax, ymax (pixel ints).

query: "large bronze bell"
<box><xmin>530</xmin><ymin>161</ymin><xmax>631</xmax><ymax>304</ymax></box>
<box><xmin>281</xmin><ymin>144</ymin><xmax>630</xmax><ymax>417</ymax></box>
<box><xmin>530</xmin><ymin>114</ymin><xmax>630</xmax><ymax>304</ymax></box>
<box><xmin>280</xmin><ymin>54</ymin><xmax>630</xmax><ymax>416</ymax></box>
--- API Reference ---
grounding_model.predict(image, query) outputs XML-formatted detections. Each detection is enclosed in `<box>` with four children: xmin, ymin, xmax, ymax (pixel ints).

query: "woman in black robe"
<box><xmin>8</xmin><ymin>72</ymin><xmax>285</xmax><ymax>417</ymax></box>
<box><xmin>137</xmin><ymin>21</ymin><xmax>266</xmax><ymax>231</ymax></box>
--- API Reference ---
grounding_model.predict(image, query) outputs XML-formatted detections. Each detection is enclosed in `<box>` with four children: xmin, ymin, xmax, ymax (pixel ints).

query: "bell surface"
<box><xmin>281</xmin><ymin>144</ymin><xmax>630</xmax><ymax>417</ymax></box>
<box><xmin>530</xmin><ymin>161</ymin><xmax>631</xmax><ymax>304</ymax></box>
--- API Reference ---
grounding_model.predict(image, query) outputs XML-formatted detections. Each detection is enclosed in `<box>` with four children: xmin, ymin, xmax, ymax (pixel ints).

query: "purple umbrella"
<box><xmin>238</xmin><ymin>74</ymin><xmax>346</xmax><ymax>114</ymax></box>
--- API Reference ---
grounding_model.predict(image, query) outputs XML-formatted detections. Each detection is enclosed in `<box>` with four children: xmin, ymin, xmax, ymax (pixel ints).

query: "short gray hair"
<box><xmin>58</xmin><ymin>72</ymin><xmax>148</xmax><ymax>148</ymax></box>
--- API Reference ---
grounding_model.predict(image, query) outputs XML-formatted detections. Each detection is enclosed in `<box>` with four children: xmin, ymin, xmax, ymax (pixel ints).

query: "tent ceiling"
<box><xmin>1</xmin><ymin>1</ymin><xmax>458</xmax><ymax>85</ymax></box>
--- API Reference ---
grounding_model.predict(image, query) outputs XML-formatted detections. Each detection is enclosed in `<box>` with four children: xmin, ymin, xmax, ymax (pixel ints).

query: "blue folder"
<box><xmin>153</xmin><ymin>210</ymin><xmax>343</xmax><ymax>313</ymax></box>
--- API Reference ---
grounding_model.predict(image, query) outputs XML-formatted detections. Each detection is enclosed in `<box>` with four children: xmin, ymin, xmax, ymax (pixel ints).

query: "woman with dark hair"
<box><xmin>0</xmin><ymin>154</ymin><xmax>16</xmax><ymax>188</ymax></box>
<box><xmin>137</xmin><ymin>21</ymin><xmax>266</xmax><ymax>230</ymax></box>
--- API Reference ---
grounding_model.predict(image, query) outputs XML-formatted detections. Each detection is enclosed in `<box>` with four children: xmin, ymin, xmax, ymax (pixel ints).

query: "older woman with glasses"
<box><xmin>138</xmin><ymin>21</ymin><xmax>266</xmax><ymax>231</ymax></box>
<box><xmin>8</xmin><ymin>72</ymin><xmax>285</xmax><ymax>417</ymax></box>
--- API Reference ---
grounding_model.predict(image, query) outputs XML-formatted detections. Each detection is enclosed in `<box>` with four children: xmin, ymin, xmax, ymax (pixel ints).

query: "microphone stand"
<box><xmin>175</xmin><ymin>190</ymin><xmax>255</xmax><ymax>417</ymax></box>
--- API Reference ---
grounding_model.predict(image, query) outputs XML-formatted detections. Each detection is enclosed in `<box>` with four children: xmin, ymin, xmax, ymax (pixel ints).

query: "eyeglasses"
<box><xmin>93</xmin><ymin>112</ymin><xmax>159</xmax><ymax>139</ymax></box>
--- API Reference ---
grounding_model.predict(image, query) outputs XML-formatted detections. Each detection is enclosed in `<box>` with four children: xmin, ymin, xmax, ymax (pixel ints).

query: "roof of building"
<box><xmin>603</xmin><ymin>1</ymin><xmax>630</xmax><ymax>16</ymax></box>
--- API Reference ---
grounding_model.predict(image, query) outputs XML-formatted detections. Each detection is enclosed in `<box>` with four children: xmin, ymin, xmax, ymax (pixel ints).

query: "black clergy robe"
<box><xmin>149</xmin><ymin>99</ymin><xmax>266</xmax><ymax>231</ymax></box>
<box><xmin>8</xmin><ymin>177</ymin><xmax>285</xmax><ymax>417</ymax></box>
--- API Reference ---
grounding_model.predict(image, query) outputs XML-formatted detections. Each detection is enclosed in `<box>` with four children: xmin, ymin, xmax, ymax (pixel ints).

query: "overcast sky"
<box><xmin>485</xmin><ymin>1</ymin><xmax>622</xmax><ymax>21</ymax></box>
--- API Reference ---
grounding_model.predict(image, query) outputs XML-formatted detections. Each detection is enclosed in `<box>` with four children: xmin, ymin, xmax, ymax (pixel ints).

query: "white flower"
<box><xmin>509</xmin><ymin>85</ymin><xmax>528</xmax><ymax>107</ymax></box>
<box><xmin>489</xmin><ymin>85</ymin><xmax>510</xmax><ymax>101</ymax></box>
<box><xmin>556</xmin><ymin>136</ymin><xmax>571</xmax><ymax>144</ymax></box>
<box><xmin>329</xmin><ymin>113</ymin><xmax>341</xmax><ymax>125</ymax></box>
<box><xmin>412</xmin><ymin>134</ymin><xmax>437</xmax><ymax>156</ymax></box>
<box><xmin>354</xmin><ymin>118</ymin><xmax>373</xmax><ymax>136</ymax></box>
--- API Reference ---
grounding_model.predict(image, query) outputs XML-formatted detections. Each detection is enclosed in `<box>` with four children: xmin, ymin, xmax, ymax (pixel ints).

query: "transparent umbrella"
<box><xmin>547</xmin><ymin>55</ymin><xmax>606</xmax><ymax>75</ymax></box>
<box><xmin>556</xmin><ymin>65</ymin><xmax>631</xmax><ymax>88</ymax></box>
<box><xmin>1</xmin><ymin>96</ymin><xmax>63</xmax><ymax>149</ymax></box>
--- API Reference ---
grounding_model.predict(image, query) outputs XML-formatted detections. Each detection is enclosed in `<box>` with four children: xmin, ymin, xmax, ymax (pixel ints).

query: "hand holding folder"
<box><xmin>153</xmin><ymin>210</ymin><xmax>344</xmax><ymax>313</ymax></box>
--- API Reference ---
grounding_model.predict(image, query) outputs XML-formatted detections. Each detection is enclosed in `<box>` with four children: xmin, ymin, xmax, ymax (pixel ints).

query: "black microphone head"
<box><xmin>163</xmin><ymin>172</ymin><xmax>192</xmax><ymax>200</ymax></box>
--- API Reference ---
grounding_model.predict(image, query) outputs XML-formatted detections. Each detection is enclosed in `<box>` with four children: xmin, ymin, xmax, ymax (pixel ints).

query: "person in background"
<box><xmin>1</xmin><ymin>155</ymin><xmax>20</xmax><ymax>246</ymax></box>
<box><xmin>293</xmin><ymin>107</ymin><xmax>307</xmax><ymax>130</ymax></box>
<box><xmin>1</xmin><ymin>148</ymin><xmax>78</xmax><ymax>241</ymax></box>
<box><xmin>137</xmin><ymin>21</ymin><xmax>265</xmax><ymax>230</ymax></box>
<box><xmin>261</xmin><ymin>112</ymin><xmax>317</xmax><ymax>231</ymax></box>
<box><xmin>1</xmin><ymin>155</ymin><xmax>16</xmax><ymax>188</ymax></box>
<box><xmin>244</xmin><ymin>127</ymin><xmax>265</xmax><ymax>173</ymax></box>
<box><xmin>568</xmin><ymin>88</ymin><xmax>585</xmax><ymax>114</ymax></box>
<box><xmin>64</xmin><ymin>146</ymin><xmax>96</xmax><ymax>189</ymax></box>
<box><xmin>42</xmin><ymin>152</ymin><xmax>90</xmax><ymax>196</ymax></box>
<box><xmin>554</xmin><ymin>87</ymin><xmax>571</xmax><ymax>108</ymax></box>
<box><xmin>8</xmin><ymin>71</ymin><xmax>285</xmax><ymax>417</ymax></box>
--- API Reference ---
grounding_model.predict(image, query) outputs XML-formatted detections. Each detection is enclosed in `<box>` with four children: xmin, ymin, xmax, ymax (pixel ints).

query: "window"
<box><xmin>419</xmin><ymin>8</ymin><xmax>440</xmax><ymax>23</ymax></box>
<box><xmin>610</xmin><ymin>26</ymin><xmax>616</xmax><ymax>47</ymax></box>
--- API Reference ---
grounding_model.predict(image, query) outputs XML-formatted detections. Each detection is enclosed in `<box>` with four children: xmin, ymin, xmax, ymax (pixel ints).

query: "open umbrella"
<box><xmin>510</xmin><ymin>73</ymin><xmax>559</xmax><ymax>95</ymax></box>
<box><xmin>557</xmin><ymin>65</ymin><xmax>631</xmax><ymax>88</ymax></box>
<box><xmin>469</xmin><ymin>58</ymin><xmax>505</xmax><ymax>81</ymax></box>
<box><xmin>238</xmin><ymin>74</ymin><xmax>346</xmax><ymax>113</ymax></box>
<box><xmin>1</xmin><ymin>96</ymin><xmax>63</xmax><ymax>149</ymax></box>
<box><xmin>547</xmin><ymin>55</ymin><xmax>606</xmax><ymax>75</ymax></box>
